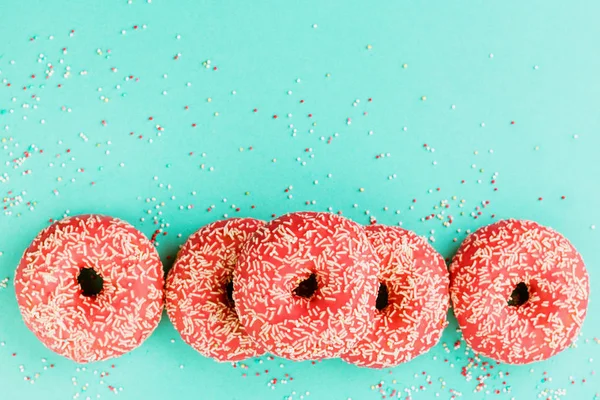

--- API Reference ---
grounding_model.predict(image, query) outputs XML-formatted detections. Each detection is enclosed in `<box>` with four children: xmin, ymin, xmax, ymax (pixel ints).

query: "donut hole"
<box><xmin>77</xmin><ymin>268</ymin><xmax>104</xmax><ymax>297</ymax></box>
<box><xmin>225</xmin><ymin>281</ymin><xmax>235</xmax><ymax>307</ymax></box>
<box><xmin>507</xmin><ymin>282</ymin><xmax>529</xmax><ymax>307</ymax></box>
<box><xmin>375</xmin><ymin>282</ymin><xmax>389</xmax><ymax>311</ymax></box>
<box><xmin>293</xmin><ymin>273</ymin><xmax>318</xmax><ymax>299</ymax></box>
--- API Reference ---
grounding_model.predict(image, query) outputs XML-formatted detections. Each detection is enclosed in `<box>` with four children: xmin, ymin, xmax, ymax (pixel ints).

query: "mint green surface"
<box><xmin>1</xmin><ymin>1</ymin><xmax>599</xmax><ymax>399</ymax></box>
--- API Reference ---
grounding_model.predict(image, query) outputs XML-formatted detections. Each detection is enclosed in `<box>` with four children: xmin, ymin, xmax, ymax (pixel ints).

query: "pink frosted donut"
<box><xmin>234</xmin><ymin>212</ymin><xmax>379</xmax><ymax>361</ymax></box>
<box><xmin>14</xmin><ymin>214</ymin><xmax>164</xmax><ymax>363</ymax></box>
<box><xmin>342</xmin><ymin>225</ymin><xmax>449</xmax><ymax>368</ymax></box>
<box><xmin>166</xmin><ymin>218</ymin><xmax>264</xmax><ymax>362</ymax></box>
<box><xmin>450</xmin><ymin>219</ymin><xmax>589</xmax><ymax>364</ymax></box>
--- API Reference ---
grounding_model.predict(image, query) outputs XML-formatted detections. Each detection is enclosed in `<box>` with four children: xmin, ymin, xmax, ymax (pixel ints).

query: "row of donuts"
<box><xmin>14</xmin><ymin>212</ymin><xmax>589</xmax><ymax>367</ymax></box>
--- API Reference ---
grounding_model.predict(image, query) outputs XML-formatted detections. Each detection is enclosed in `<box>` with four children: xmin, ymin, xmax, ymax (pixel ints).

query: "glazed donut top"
<box><xmin>342</xmin><ymin>224</ymin><xmax>449</xmax><ymax>368</ymax></box>
<box><xmin>449</xmin><ymin>219</ymin><xmax>589</xmax><ymax>364</ymax></box>
<box><xmin>166</xmin><ymin>217</ymin><xmax>265</xmax><ymax>362</ymax></box>
<box><xmin>14</xmin><ymin>214</ymin><xmax>164</xmax><ymax>363</ymax></box>
<box><xmin>234</xmin><ymin>211</ymin><xmax>380</xmax><ymax>360</ymax></box>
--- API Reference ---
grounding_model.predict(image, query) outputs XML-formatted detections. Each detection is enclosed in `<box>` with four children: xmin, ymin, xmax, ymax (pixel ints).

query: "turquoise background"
<box><xmin>1</xmin><ymin>0</ymin><xmax>599</xmax><ymax>399</ymax></box>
